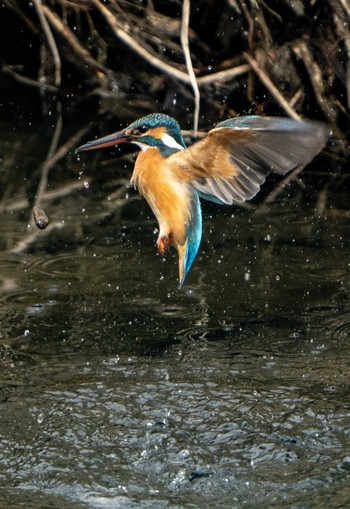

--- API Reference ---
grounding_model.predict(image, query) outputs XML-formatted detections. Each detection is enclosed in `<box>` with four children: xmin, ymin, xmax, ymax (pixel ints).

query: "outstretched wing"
<box><xmin>169</xmin><ymin>116</ymin><xmax>330</xmax><ymax>205</ymax></box>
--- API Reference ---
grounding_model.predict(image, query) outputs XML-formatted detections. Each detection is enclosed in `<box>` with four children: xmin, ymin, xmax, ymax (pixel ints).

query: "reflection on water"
<box><xmin>1</xmin><ymin>121</ymin><xmax>350</xmax><ymax>508</ymax></box>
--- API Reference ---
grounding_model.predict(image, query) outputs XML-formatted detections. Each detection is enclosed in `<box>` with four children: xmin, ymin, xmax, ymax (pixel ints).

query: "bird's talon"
<box><xmin>157</xmin><ymin>235</ymin><xmax>172</xmax><ymax>256</ymax></box>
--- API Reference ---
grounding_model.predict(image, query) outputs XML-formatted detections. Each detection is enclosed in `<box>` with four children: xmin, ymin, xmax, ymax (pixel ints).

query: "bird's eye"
<box><xmin>133</xmin><ymin>125</ymin><xmax>148</xmax><ymax>135</ymax></box>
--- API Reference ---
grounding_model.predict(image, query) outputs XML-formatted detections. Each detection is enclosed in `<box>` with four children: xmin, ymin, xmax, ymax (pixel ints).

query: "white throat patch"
<box><xmin>132</xmin><ymin>134</ymin><xmax>184</xmax><ymax>152</ymax></box>
<box><xmin>161</xmin><ymin>134</ymin><xmax>184</xmax><ymax>151</ymax></box>
<box><xmin>132</xmin><ymin>141</ymin><xmax>150</xmax><ymax>152</ymax></box>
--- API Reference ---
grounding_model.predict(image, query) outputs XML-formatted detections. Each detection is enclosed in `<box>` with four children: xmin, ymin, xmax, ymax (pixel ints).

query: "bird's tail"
<box><xmin>178</xmin><ymin>192</ymin><xmax>202</xmax><ymax>288</ymax></box>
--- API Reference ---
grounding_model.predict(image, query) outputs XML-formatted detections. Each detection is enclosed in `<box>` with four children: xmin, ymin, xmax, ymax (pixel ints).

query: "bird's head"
<box><xmin>76</xmin><ymin>113</ymin><xmax>186</xmax><ymax>157</ymax></box>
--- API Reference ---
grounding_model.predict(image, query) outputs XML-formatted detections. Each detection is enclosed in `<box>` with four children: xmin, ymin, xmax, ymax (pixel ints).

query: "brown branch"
<box><xmin>33</xmin><ymin>0</ymin><xmax>61</xmax><ymax>87</ymax></box>
<box><xmin>197</xmin><ymin>64</ymin><xmax>250</xmax><ymax>85</ymax></box>
<box><xmin>2</xmin><ymin>0</ymin><xmax>38</xmax><ymax>34</ymax></box>
<box><xmin>10</xmin><ymin>222</ymin><xmax>66</xmax><ymax>255</ymax></box>
<box><xmin>181</xmin><ymin>0</ymin><xmax>200</xmax><ymax>135</ymax></box>
<box><xmin>332</xmin><ymin>1</ymin><xmax>350</xmax><ymax>111</ymax></box>
<box><xmin>30</xmin><ymin>122</ymin><xmax>91</xmax><ymax>217</ymax></box>
<box><xmin>292</xmin><ymin>41</ymin><xmax>336</xmax><ymax>122</ymax></box>
<box><xmin>90</xmin><ymin>0</ymin><xmax>191</xmax><ymax>84</ymax></box>
<box><xmin>4</xmin><ymin>180</ymin><xmax>92</xmax><ymax>213</ymax></box>
<box><xmin>1</xmin><ymin>64</ymin><xmax>60</xmax><ymax>93</ymax></box>
<box><xmin>33</xmin><ymin>107</ymin><xmax>63</xmax><ymax>213</ymax></box>
<box><xmin>42</xmin><ymin>4</ymin><xmax>108</xmax><ymax>79</ymax></box>
<box><xmin>245</xmin><ymin>53</ymin><xmax>301</xmax><ymax>121</ymax></box>
<box><xmin>256</xmin><ymin>165</ymin><xmax>304</xmax><ymax>214</ymax></box>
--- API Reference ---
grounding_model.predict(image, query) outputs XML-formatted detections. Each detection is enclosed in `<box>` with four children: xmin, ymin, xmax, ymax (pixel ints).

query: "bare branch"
<box><xmin>90</xmin><ymin>0</ymin><xmax>191</xmax><ymax>84</ymax></box>
<box><xmin>197</xmin><ymin>64</ymin><xmax>250</xmax><ymax>85</ymax></box>
<box><xmin>42</xmin><ymin>4</ymin><xmax>108</xmax><ymax>78</ymax></box>
<box><xmin>245</xmin><ymin>53</ymin><xmax>301</xmax><ymax>120</ymax></box>
<box><xmin>33</xmin><ymin>0</ymin><xmax>61</xmax><ymax>87</ymax></box>
<box><xmin>181</xmin><ymin>0</ymin><xmax>200</xmax><ymax>135</ymax></box>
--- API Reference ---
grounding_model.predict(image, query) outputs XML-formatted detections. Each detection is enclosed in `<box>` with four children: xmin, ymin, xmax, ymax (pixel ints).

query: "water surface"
<box><xmin>0</xmin><ymin>119</ymin><xmax>350</xmax><ymax>508</ymax></box>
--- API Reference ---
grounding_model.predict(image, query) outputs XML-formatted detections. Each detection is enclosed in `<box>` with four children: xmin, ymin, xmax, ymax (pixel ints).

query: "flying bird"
<box><xmin>76</xmin><ymin>113</ymin><xmax>329</xmax><ymax>287</ymax></box>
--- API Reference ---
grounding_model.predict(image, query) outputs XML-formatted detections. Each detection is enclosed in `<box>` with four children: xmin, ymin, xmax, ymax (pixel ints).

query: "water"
<box><xmin>0</xmin><ymin>119</ymin><xmax>350</xmax><ymax>508</ymax></box>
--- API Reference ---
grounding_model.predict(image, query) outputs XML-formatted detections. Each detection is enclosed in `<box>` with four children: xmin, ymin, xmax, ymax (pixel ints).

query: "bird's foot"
<box><xmin>157</xmin><ymin>234</ymin><xmax>172</xmax><ymax>256</ymax></box>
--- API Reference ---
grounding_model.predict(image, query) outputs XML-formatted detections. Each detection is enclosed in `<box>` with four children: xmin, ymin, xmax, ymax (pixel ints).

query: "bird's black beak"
<box><xmin>76</xmin><ymin>129</ymin><xmax>131</xmax><ymax>153</ymax></box>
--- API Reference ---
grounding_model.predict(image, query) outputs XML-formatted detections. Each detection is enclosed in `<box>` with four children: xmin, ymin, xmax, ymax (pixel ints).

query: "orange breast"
<box><xmin>132</xmin><ymin>148</ymin><xmax>190</xmax><ymax>246</ymax></box>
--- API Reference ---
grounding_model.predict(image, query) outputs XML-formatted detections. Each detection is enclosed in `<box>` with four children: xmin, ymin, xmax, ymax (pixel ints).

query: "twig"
<box><xmin>90</xmin><ymin>0</ymin><xmax>191</xmax><ymax>84</ymax></box>
<box><xmin>31</xmin><ymin>123</ymin><xmax>92</xmax><ymax>213</ymax></box>
<box><xmin>32</xmin><ymin>0</ymin><xmax>64</xmax><ymax>228</ymax></box>
<box><xmin>4</xmin><ymin>179</ymin><xmax>92</xmax><ymax>212</ymax></box>
<box><xmin>33</xmin><ymin>0</ymin><xmax>61</xmax><ymax>88</ymax></box>
<box><xmin>197</xmin><ymin>64</ymin><xmax>250</xmax><ymax>85</ymax></box>
<box><xmin>245</xmin><ymin>53</ymin><xmax>301</xmax><ymax>121</ymax></box>
<box><xmin>27</xmin><ymin>120</ymin><xmax>90</xmax><ymax>239</ymax></box>
<box><xmin>331</xmin><ymin>2</ymin><xmax>350</xmax><ymax>111</ymax></box>
<box><xmin>46</xmin><ymin>124</ymin><xmax>93</xmax><ymax>169</ymax></box>
<box><xmin>1</xmin><ymin>64</ymin><xmax>60</xmax><ymax>93</ymax></box>
<box><xmin>33</xmin><ymin>108</ymin><xmax>63</xmax><ymax>212</ymax></box>
<box><xmin>181</xmin><ymin>0</ymin><xmax>200</xmax><ymax>135</ymax></box>
<box><xmin>292</xmin><ymin>41</ymin><xmax>336</xmax><ymax>122</ymax></box>
<box><xmin>314</xmin><ymin>186</ymin><xmax>328</xmax><ymax>216</ymax></box>
<box><xmin>10</xmin><ymin>222</ymin><xmax>65</xmax><ymax>255</ymax></box>
<box><xmin>339</xmin><ymin>0</ymin><xmax>350</xmax><ymax>20</ymax></box>
<box><xmin>2</xmin><ymin>0</ymin><xmax>38</xmax><ymax>34</ymax></box>
<box><xmin>91</xmin><ymin>0</ymin><xmax>249</xmax><ymax>100</ymax></box>
<box><xmin>256</xmin><ymin>165</ymin><xmax>304</xmax><ymax>214</ymax></box>
<box><xmin>288</xmin><ymin>88</ymin><xmax>304</xmax><ymax>109</ymax></box>
<box><xmin>42</xmin><ymin>4</ymin><xmax>108</xmax><ymax>78</ymax></box>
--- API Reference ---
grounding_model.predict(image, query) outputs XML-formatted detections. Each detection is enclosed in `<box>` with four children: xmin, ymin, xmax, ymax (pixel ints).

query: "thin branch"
<box><xmin>90</xmin><ymin>0</ymin><xmax>191</xmax><ymax>84</ymax></box>
<box><xmin>292</xmin><ymin>41</ymin><xmax>336</xmax><ymax>121</ymax></box>
<box><xmin>4</xmin><ymin>179</ymin><xmax>92</xmax><ymax>213</ymax></box>
<box><xmin>33</xmin><ymin>123</ymin><xmax>92</xmax><ymax>212</ymax></box>
<box><xmin>181</xmin><ymin>0</ymin><xmax>200</xmax><ymax>135</ymax></box>
<box><xmin>2</xmin><ymin>0</ymin><xmax>38</xmax><ymax>33</ymax></box>
<box><xmin>339</xmin><ymin>0</ymin><xmax>350</xmax><ymax>20</ymax></box>
<box><xmin>33</xmin><ymin>0</ymin><xmax>61</xmax><ymax>87</ymax></box>
<box><xmin>197</xmin><ymin>64</ymin><xmax>250</xmax><ymax>85</ymax></box>
<box><xmin>33</xmin><ymin>108</ymin><xmax>63</xmax><ymax>211</ymax></box>
<box><xmin>10</xmin><ymin>222</ymin><xmax>65</xmax><ymax>255</ymax></box>
<box><xmin>42</xmin><ymin>4</ymin><xmax>108</xmax><ymax>78</ymax></box>
<box><xmin>245</xmin><ymin>53</ymin><xmax>301</xmax><ymax>121</ymax></box>
<box><xmin>256</xmin><ymin>165</ymin><xmax>304</xmax><ymax>214</ymax></box>
<box><xmin>1</xmin><ymin>64</ymin><xmax>60</xmax><ymax>93</ymax></box>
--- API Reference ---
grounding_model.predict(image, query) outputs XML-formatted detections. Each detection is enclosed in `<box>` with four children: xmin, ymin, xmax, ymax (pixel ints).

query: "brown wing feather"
<box><xmin>168</xmin><ymin>117</ymin><xmax>329</xmax><ymax>205</ymax></box>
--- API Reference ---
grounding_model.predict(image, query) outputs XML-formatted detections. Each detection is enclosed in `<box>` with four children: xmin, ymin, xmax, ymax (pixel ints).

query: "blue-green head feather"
<box><xmin>128</xmin><ymin>113</ymin><xmax>186</xmax><ymax>156</ymax></box>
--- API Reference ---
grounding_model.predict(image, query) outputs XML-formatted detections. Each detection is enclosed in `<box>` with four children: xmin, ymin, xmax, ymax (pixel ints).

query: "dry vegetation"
<box><xmin>0</xmin><ymin>0</ymin><xmax>349</xmax><ymax>247</ymax></box>
<box><xmin>1</xmin><ymin>0</ymin><xmax>349</xmax><ymax>133</ymax></box>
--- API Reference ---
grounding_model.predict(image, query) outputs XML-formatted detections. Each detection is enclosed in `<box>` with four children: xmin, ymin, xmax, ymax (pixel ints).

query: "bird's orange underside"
<box><xmin>132</xmin><ymin>149</ymin><xmax>189</xmax><ymax>247</ymax></box>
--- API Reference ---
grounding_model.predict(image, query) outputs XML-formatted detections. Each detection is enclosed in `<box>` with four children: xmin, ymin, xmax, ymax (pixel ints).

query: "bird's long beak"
<box><xmin>76</xmin><ymin>129</ymin><xmax>131</xmax><ymax>153</ymax></box>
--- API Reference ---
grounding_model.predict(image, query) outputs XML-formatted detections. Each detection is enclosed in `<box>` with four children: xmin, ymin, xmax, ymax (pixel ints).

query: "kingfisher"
<box><xmin>76</xmin><ymin>113</ymin><xmax>329</xmax><ymax>288</ymax></box>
